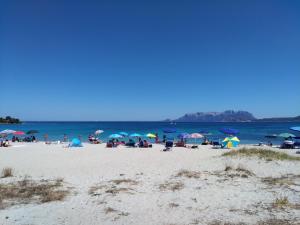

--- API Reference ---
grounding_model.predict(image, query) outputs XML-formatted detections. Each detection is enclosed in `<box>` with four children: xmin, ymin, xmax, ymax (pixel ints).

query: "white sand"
<box><xmin>0</xmin><ymin>143</ymin><xmax>300</xmax><ymax>225</ymax></box>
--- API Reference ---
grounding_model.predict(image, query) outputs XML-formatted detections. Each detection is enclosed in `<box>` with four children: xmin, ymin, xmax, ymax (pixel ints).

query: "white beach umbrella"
<box><xmin>190</xmin><ymin>133</ymin><xmax>204</xmax><ymax>139</ymax></box>
<box><xmin>0</xmin><ymin>129</ymin><xmax>16</xmax><ymax>135</ymax></box>
<box><xmin>95</xmin><ymin>130</ymin><xmax>104</xmax><ymax>135</ymax></box>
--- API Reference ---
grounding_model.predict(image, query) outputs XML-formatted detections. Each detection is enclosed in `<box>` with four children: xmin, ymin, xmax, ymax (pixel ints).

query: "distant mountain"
<box><xmin>257</xmin><ymin>115</ymin><xmax>300</xmax><ymax>122</ymax></box>
<box><xmin>170</xmin><ymin>110</ymin><xmax>256</xmax><ymax>122</ymax></box>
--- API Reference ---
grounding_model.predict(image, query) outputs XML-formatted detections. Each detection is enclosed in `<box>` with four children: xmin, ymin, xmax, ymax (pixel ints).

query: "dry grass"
<box><xmin>209</xmin><ymin>219</ymin><xmax>299</xmax><ymax>225</ymax></box>
<box><xmin>208</xmin><ymin>221</ymin><xmax>246</xmax><ymax>225</ymax></box>
<box><xmin>175</xmin><ymin>169</ymin><xmax>201</xmax><ymax>179</ymax></box>
<box><xmin>1</xmin><ymin>167</ymin><xmax>13</xmax><ymax>178</ymax></box>
<box><xmin>216</xmin><ymin>164</ymin><xmax>254</xmax><ymax>179</ymax></box>
<box><xmin>0</xmin><ymin>177</ymin><xmax>69</xmax><ymax>209</ymax></box>
<box><xmin>104</xmin><ymin>207</ymin><xmax>130</xmax><ymax>220</ymax></box>
<box><xmin>159</xmin><ymin>181</ymin><xmax>184</xmax><ymax>192</ymax></box>
<box><xmin>272</xmin><ymin>197</ymin><xmax>290</xmax><ymax>208</ymax></box>
<box><xmin>222</xmin><ymin>148</ymin><xmax>300</xmax><ymax>161</ymax></box>
<box><xmin>104</xmin><ymin>207</ymin><xmax>118</xmax><ymax>214</ymax></box>
<box><xmin>110</xmin><ymin>179</ymin><xmax>138</xmax><ymax>185</ymax></box>
<box><xmin>257</xmin><ymin>218</ymin><xmax>299</xmax><ymax>225</ymax></box>
<box><xmin>105</xmin><ymin>187</ymin><xmax>133</xmax><ymax>195</ymax></box>
<box><xmin>168</xmin><ymin>202</ymin><xmax>179</xmax><ymax>208</ymax></box>
<box><xmin>89</xmin><ymin>178</ymin><xmax>138</xmax><ymax>197</ymax></box>
<box><xmin>262</xmin><ymin>175</ymin><xmax>299</xmax><ymax>187</ymax></box>
<box><xmin>88</xmin><ymin>185</ymin><xmax>108</xmax><ymax>196</ymax></box>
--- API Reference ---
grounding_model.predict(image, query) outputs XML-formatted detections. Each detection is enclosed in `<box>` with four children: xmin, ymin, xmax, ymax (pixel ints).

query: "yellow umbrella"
<box><xmin>146</xmin><ymin>133</ymin><xmax>156</xmax><ymax>138</ymax></box>
<box><xmin>222</xmin><ymin>136</ymin><xmax>240</xmax><ymax>148</ymax></box>
<box><xmin>230</xmin><ymin>137</ymin><xmax>240</xmax><ymax>142</ymax></box>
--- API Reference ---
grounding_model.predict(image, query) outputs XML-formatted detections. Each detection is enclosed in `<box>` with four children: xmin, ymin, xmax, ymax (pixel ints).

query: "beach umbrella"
<box><xmin>119</xmin><ymin>132</ymin><xmax>129</xmax><ymax>137</ymax></box>
<box><xmin>0</xmin><ymin>129</ymin><xmax>16</xmax><ymax>135</ymax></box>
<box><xmin>265</xmin><ymin>134</ymin><xmax>277</xmax><ymax>138</ymax></box>
<box><xmin>130</xmin><ymin>133</ymin><xmax>142</xmax><ymax>137</ymax></box>
<box><xmin>109</xmin><ymin>134</ymin><xmax>123</xmax><ymax>139</ymax></box>
<box><xmin>95</xmin><ymin>130</ymin><xmax>104</xmax><ymax>135</ymax></box>
<box><xmin>189</xmin><ymin>133</ymin><xmax>204</xmax><ymax>144</ymax></box>
<box><xmin>278</xmin><ymin>133</ymin><xmax>296</xmax><ymax>139</ymax></box>
<box><xmin>290</xmin><ymin>127</ymin><xmax>300</xmax><ymax>132</ymax></box>
<box><xmin>222</xmin><ymin>136</ymin><xmax>240</xmax><ymax>148</ymax></box>
<box><xmin>190</xmin><ymin>133</ymin><xmax>204</xmax><ymax>139</ymax></box>
<box><xmin>177</xmin><ymin>133</ymin><xmax>190</xmax><ymax>139</ymax></box>
<box><xmin>163</xmin><ymin>128</ymin><xmax>177</xmax><ymax>133</ymax></box>
<box><xmin>26</xmin><ymin>130</ymin><xmax>39</xmax><ymax>134</ymax></box>
<box><xmin>199</xmin><ymin>130</ymin><xmax>212</xmax><ymax>136</ymax></box>
<box><xmin>219</xmin><ymin>128</ymin><xmax>239</xmax><ymax>135</ymax></box>
<box><xmin>146</xmin><ymin>133</ymin><xmax>156</xmax><ymax>138</ymax></box>
<box><xmin>14</xmin><ymin>131</ymin><xmax>25</xmax><ymax>135</ymax></box>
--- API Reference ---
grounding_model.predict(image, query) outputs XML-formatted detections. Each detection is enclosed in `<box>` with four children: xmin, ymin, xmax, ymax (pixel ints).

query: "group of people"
<box><xmin>12</xmin><ymin>135</ymin><xmax>36</xmax><ymax>143</ymax></box>
<box><xmin>88</xmin><ymin>134</ymin><xmax>101</xmax><ymax>144</ymax></box>
<box><xmin>106</xmin><ymin>137</ymin><xmax>152</xmax><ymax>148</ymax></box>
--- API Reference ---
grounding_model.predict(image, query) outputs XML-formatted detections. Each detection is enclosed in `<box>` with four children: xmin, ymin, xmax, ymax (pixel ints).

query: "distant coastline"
<box><xmin>0</xmin><ymin>116</ymin><xmax>21</xmax><ymax>124</ymax></box>
<box><xmin>164</xmin><ymin>110</ymin><xmax>300</xmax><ymax>123</ymax></box>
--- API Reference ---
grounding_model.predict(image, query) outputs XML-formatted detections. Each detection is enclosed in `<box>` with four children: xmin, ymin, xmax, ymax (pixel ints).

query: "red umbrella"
<box><xmin>14</xmin><ymin>131</ymin><xmax>25</xmax><ymax>135</ymax></box>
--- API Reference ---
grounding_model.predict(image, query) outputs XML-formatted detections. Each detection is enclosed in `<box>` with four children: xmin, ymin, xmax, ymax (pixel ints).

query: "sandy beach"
<box><xmin>0</xmin><ymin>143</ymin><xmax>299</xmax><ymax>225</ymax></box>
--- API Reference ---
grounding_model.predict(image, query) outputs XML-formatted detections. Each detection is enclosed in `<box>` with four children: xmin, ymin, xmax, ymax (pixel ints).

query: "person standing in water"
<box><xmin>63</xmin><ymin>134</ymin><xmax>68</xmax><ymax>142</ymax></box>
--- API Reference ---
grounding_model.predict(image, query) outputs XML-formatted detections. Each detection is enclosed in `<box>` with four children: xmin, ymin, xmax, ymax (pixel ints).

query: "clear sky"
<box><xmin>1</xmin><ymin>0</ymin><xmax>300</xmax><ymax>121</ymax></box>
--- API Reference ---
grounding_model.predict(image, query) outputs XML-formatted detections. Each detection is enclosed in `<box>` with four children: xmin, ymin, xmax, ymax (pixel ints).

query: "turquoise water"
<box><xmin>1</xmin><ymin>122</ymin><xmax>299</xmax><ymax>144</ymax></box>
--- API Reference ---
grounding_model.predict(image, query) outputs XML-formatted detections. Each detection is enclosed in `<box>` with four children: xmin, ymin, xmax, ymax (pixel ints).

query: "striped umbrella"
<box><xmin>222</xmin><ymin>136</ymin><xmax>240</xmax><ymax>148</ymax></box>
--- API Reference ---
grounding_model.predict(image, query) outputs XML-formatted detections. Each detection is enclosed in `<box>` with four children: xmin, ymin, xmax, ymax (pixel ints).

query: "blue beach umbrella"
<box><xmin>199</xmin><ymin>130</ymin><xmax>212</xmax><ymax>136</ymax></box>
<box><xmin>177</xmin><ymin>133</ymin><xmax>190</xmax><ymax>139</ymax></box>
<box><xmin>265</xmin><ymin>134</ymin><xmax>277</xmax><ymax>138</ymax></box>
<box><xmin>290</xmin><ymin>127</ymin><xmax>300</xmax><ymax>132</ymax></box>
<box><xmin>109</xmin><ymin>134</ymin><xmax>123</xmax><ymax>139</ymax></box>
<box><xmin>119</xmin><ymin>132</ymin><xmax>129</xmax><ymax>137</ymax></box>
<box><xmin>219</xmin><ymin>128</ymin><xmax>239</xmax><ymax>136</ymax></box>
<box><xmin>130</xmin><ymin>133</ymin><xmax>142</xmax><ymax>137</ymax></box>
<box><xmin>278</xmin><ymin>133</ymin><xmax>295</xmax><ymax>139</ymax></box>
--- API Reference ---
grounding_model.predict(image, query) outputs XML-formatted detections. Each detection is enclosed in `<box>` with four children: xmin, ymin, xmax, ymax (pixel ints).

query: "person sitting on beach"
<box><xmin>155</xmin><ymin>133</ymin><xmax>160</xmax><ymax>143</ymax></box>
<box><xmin>12</xmin><ymin>136</ymin><xmax>16</xmax><ymax>142</ymax></box>
<box><xmin>138</xmin><ymin>139</ymin><xmax>144</xmax><ymax>147</ymax></box>
<box><xmin>143</xmin><ymin>140</ymin><xmax>152</xmax><ymax>148</ymax></box>
<box><xmin>202</xmin><ymin>138</ymin><xmax>209</xmax><ymax>145</ymax></box>
<box><xmin>0</xmin><ymin>137</ymin><xmax>3</xmax><ymax>147</ymax></box>
<box><xmin>125</xmin><ymin>139</ymin><xmax>136</xmax><ymax>147</ymax></box>
<box><xmin>175</xmin><ymin>139</ymin><xmax>185</xmax><ymax>147</ymax></box>
<box><xmin>3</xmin><ymin>139</ymin><xmax>10</xmax><ymax>147</ymax></box>
<box><xmin>88</xmin><ymin>134</ymin><xmax>95</xmax><ymax>143</ymax></box>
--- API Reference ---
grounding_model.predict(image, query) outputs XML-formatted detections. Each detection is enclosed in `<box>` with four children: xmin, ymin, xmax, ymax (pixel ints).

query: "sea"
<box><xmin>1</xmin><ymin>122</ymin><xmax>299</xmax><ymax>145</ymax></box>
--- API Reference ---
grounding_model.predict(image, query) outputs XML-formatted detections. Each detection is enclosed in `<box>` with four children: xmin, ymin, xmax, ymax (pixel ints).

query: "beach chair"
<box><xmin>106</xmin><ymin>142</ymin><xmax>113</xmax><ymax>148</ymax></box>
<box><xmin>175</xmin><ymin>141</ymin><xmax>186</xmax><ymax>147</ymax></box>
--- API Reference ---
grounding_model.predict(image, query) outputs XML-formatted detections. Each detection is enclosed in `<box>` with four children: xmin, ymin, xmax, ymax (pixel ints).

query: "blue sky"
<box><xmin>1</xmin><ymin>0</ymin><xmax>300</xmax><ymax>121</ymax></box>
